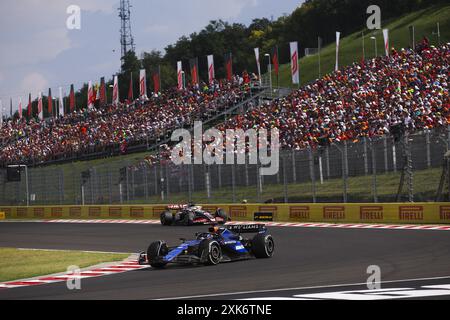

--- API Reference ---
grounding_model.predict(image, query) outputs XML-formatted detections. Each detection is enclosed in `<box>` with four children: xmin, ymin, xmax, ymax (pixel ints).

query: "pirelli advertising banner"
<box><xmin>1</xmin><ymin>203</ymin><xmax>450</xmax><ymax>225</ymax></box>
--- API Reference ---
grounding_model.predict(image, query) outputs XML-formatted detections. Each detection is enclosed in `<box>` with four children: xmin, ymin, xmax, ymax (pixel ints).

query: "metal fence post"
<box><xmin>342</xmin><ymin>142</ymin><xmax>348</xmax><ymax>203</ymax></box>
<box><xmin>426</xmin><ymin>130</ymin><xmax>431</xmax><ymax>168</ymax></box>
<box><xmin>108</xmin><ymin>168</ymin><xmax>113</xmax><ymax>204</ymax></box>
<box><xmin>325</xmin><ymin>147</ymin><xmax>330</xmax><ymax>179</ymax></box>
<box><xmin>59</xmin><ymin>169</ymin><xmax>64</xmax><ymax>205</ymax></box>
<box><xmin>392</xmin><ymin>139</ymin><xmax>398</xmax><ymax>173</ymax></box>
<box><xmin>363</xmin><ymin>137</ymin><xmax>369</xmax><ymax>175</ymax></box>
<box><xmin>291</xmin><ymin>150</ymin><xmax>297</xmax><ymax>183</ymax></box>
<box><xmin>205</xmin><ymin>166</ymin><xmax>211</xmax><ymax>200</ymax></box>
<box><xmin>371</xmin><ymin>139</ymin><xmax>378</xmax><ymax>203</ymax></box>
<box><xmin>187</xmin><ymin>165</ymin><xmax>192</xmax><ymax>202</ymax></box>
<box><xmin>143</xmin><ymin>166</ymin><xmax>149</xmax><ymax>200</ymax></box>
<box><xmin>165</xmin><ymin>164</ymin><xmax>170</xmax><ymax>201</ymax></box>
<box><xmin>283</xmin><ymin>154</ymin><xmax>288</xmax><ymax>203</ymax></box>
<box><xmin>231</xmin><ymin>164</ymin><xmax>236</xmax><ymax>203</ymax></box>
<box><xmin>383</xmin><ymin>135</ymin><xmax>389</xmax><ymax>173</ymax></box>
<box><xmin>126</xmin><ymin>167</ymin><xmax>130</xmax><ymax>203</ymax></box>
<box><xmin>309</xmin><ymin>147</ymin><xmax>317</xmax><ymax>203</ymax></box>
<box><xmin>406</xmin><ymin>134</ymin><xmax>414</xmax><ymax>203</ymax></box>
<box><xmin>256</xmin><ymin>162</ymin><xmax>262</xmax><ymax>203</ymax></box>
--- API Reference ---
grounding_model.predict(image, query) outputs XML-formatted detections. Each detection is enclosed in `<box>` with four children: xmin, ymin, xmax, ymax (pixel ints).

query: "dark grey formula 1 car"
<box><xmin>160</xmin><ymin>204</ymin><xmax>229</xmax><ymax>226</ymax></box>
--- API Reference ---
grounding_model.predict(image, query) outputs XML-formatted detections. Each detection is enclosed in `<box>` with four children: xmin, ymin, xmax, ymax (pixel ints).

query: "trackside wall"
<box><xmin>1</xmin><ymin>203</ymin><xmax>450</xmax><ymax>224</ymax></box>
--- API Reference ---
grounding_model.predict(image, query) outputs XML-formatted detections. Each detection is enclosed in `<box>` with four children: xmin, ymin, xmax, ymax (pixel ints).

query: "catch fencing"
<box><xmin>0</xmin><ymin>126</ymin><xmax>449</xmax><ymax>206</ymax></box>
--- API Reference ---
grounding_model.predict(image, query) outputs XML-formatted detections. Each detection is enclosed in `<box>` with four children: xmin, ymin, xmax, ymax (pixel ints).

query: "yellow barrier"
<box><xmin>0</xmin><ymin>212</ymin><xmax>5</xmax><ymax>220</ymax></box>
<box><xmin>1</xmin><ymin>203</ymin><xmax>450</xmax><ymax>224</ymax></box>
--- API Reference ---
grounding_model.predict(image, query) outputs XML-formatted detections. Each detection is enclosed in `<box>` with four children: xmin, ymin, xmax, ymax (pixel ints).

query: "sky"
<box><xmin>0</xmin><ymin>0</ymin><xmax>302</xmax><ymax>112</ymax></box>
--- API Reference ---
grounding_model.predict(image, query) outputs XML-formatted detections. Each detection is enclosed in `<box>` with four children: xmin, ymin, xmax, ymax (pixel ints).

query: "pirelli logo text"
<box><xmin>51</xmin><ymin>207</ymin><xmax>63</xmax><ymax>218</ymax></box>
<box><xmin>360</xmin><ymin>206</ymin><xmax>384</xmax><ymax>220</ymax></box>
<box><xmin>399</xmin><ymin>206</ymin><xmax>424</xmax><ymax>221</ymax></box>
<box><xmin>323</xmin><ymin>206</ymin><xmax>345</xmax><ymax>220</ymax></box>
<box><xmin>152</xmin><ymin>207</ymin><xmax>166</xmax><ymax>218</ymax></box>
<box><xmin>289</xmin><ymin>206</ymin><xmax>310</xmax><ymax>221</ymax></box>
<box><xmin>88</xmin><ymin>207</ymin><xmax>101</xmax><ymax>218</ymax></box>
<box><xmin>130</xmin><ymin>207</ymin><xmax>144</xmax><ymax>218</ymax></box>
<box><xmin>229</xmin><ymin>206</ymin><xmax>248</xmax><ymax>219</ymax></box>
<box><xmin>17</xmin><ymin>208</ymin><xmax>28</xmax><ymax>218</ymax></box>
<box><xmin>440</xmin><ymin>206</ymin><xmax>450</xmax><ymax>221</ymax></box>
<box><xmin>109</xmin><ymin>207</ymin><xmax>122</xmax><ymax>218</ymax></box>
<box><xmin>69</xmin><ymin>207</ymin><xmax>82</xmax><ymax>218</ymax></box>
<box><xmin>33</xmin><ymin>208</ymin><xmax>45</xmax><ymax>218</ymax></box>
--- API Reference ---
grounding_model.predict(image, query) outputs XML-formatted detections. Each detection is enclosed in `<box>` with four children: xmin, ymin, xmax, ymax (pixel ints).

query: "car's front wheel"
<box><xmin>160</xmin><ymin>211</ymin><xmax>173</xmax><ymax>226</ymax></box>
<box><xmin>199</xmin><ymin>240</ymin><xmax>222</xmax><ymax>265</ymax></box>
<box><xmin>147</xmin><ymin>241</ymin><xmax>169</xmax><ymax>268</ymax></box>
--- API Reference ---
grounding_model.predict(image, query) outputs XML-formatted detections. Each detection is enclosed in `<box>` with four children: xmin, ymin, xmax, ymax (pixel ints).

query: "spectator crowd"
<box><xmin>219</xmin><ymin>40</ymin><xmax>449</xmax><ymax>151</ymax></box>
<box><xmin>0</xmin><ymin>78</ymin><xmax>253</xmax><ymax>165</ymax></box>
<box><xmin>1</xmin><ymin>40</ymin><xmax>448</xmax><ymax>167</ymax></box>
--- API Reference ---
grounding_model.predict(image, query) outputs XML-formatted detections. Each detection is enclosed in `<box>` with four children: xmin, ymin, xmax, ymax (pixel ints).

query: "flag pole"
<box><xmin>318</xmin><ymin>37</ymin><xmax>322</xmax><ymax>78</ymax></box>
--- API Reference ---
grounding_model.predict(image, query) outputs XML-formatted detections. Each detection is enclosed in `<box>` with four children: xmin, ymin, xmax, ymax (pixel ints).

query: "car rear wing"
<box><xmin>226</xmin><ymin>224</ymin><xmax>266</xmax><ymax>234</ymax></box>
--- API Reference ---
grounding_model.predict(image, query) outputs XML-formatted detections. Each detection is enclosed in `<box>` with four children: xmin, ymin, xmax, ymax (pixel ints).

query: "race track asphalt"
<box><xmin>0</xmin><ymin>222</ymin><xmax>450</xmax><ymax>300</ymax></box>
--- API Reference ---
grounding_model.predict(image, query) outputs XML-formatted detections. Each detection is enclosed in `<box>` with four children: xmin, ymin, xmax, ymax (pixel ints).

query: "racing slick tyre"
<box><xmin>251</xmin><ymin>233</ymin><xmax>275</xmax><ymax>259</ymax></box>
<box><xmin>186</xmin><ymin>212</ymin><xmax>195</xmax><ymax>226</ymax></box>
<box><xmin>147</xmin><ymin>241</ymin><xmax>169</xmax><ymax>268</ymax></box>
<box><xmin>199</xmin><ymin>240</ymin><xmax>222</xmax><ymax>266</ymax></box>
<box><xmin>160</xmin><ymin>211</ymin><xmax>173</xmax><ymax>226</ymax></box>
<box><xmin>214</xmin><ymin>209</ymin><xmax>228</xmax><ymax>225</ymax></box>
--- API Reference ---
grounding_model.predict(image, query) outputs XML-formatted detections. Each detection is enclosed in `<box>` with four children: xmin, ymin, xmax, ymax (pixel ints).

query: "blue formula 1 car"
<box><xmin>138</xmin><ymin>224</ymin><xmax>274</xmax><ymax>268</ymax></box>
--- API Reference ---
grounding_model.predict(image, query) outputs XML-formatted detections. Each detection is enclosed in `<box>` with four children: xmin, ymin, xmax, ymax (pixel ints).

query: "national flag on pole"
<box><xmin>139</xmin><ymin>69</ymin><xmax>148</xmax><ymax>99</ymax></box>
<box><xmin>18</xmin><ymin>97</ymin><xmax>23</xmax><ymax>119</ymax></box>
<box><xmin>37</xmin><ymin>92</ymin><xmax>43</xmax><ymax>120</ymax></box>
<box><xmin>152</xmin><ymin>66</ymin><xmax>161</xmax><ymax>93</ymax></box>
<box><xmin>383</xmin><ymin>29</ymin><xmax>390</xmax><ymax>56</ymax></box>
<box><xmin>207</xmin><ymin>55</ymin><xmax>215</xmax><ymax>85</ymax></box>
<box><xmin>99</xmin><ymin>77</ymin><xmax>106</xmax><ymax>106</ymax></box>
<box><xmin>254</xmin><ymin>48</ymin><xmax>261</xmax><ymax>84</ymax></box>
<box><xmin>58</xmin><ymin>87</ymin><xmax>65</xmax><ymax>118</ymax></box>
<box><xmin>69</xmin><ymin>84</ymin><xmax>75</xmax><ymax>112</ymax></box>
<box><xmin>224</xmin><ymin>53</ymin><xmax>233</xmax><ymax>81</ymax></box>
<box><xmin>290</xmin><ymin>42</ymin><xmax>299</xmax><ymax>85</ymax></box>
<box><xmin>189</xmin><ymin>58</ymin><xmax>199</xmax><ymax>85</ymax></box>
<box><xmin>272</xmin><ymin>46</ymin><xmax>279</xmax><ymax>76</ymax></box>
<box><xmin>335</xmin><ymin>32</ymin><xmax>341</xmax><ymax>71</ymax></box>
<box><xmin>128</xmin><ymin>72</ymin><xmax>134</xmax><ymax>102</ymax></box>
<box><xmin>28</xmin><ymin>93</ymin><xmax>32</xmax><ymax>118</ymax></box>
<box><xmin>87</xmin><ymin>81</ymin><xmax>95</xmax><ymax>109</ymax></box>
<box><xmin>177</xmin><ymin>61</ymin><xmax>183</xmax><ymax>90</ymax></box>
<box><xmin>113</xmin><ymin>75</ymin><xmax>119</xmax><ymax>105</ymax></box>
<box><xmin>48</xmin><ymin>88</ymin><xmax>53</xmax><ymax>116</ymax></box>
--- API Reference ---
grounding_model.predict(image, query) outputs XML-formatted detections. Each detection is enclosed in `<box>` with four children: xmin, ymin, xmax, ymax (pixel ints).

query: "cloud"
<box><xmin>20</xmin><ymin>73</ymin><xmax>49</xmax><ymax>95</ymax></box>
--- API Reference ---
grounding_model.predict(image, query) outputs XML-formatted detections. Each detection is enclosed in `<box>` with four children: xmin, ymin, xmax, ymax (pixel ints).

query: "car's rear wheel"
<box><xmin>214</xmin><ymin>209</ymin><xmax>228</xmax><ymax>225</ymax></box>
<box><xmin>251</xmin><ymin>233</ymin><xmax>274</xmax><ymax>258</ymax></box>
<box><xmin>199</xmin><ymin>240</ymin><xmax>222</xmax><ymax>265</ymax></box>
<box><xmin>160</xmin><ymin>211</ymin><xmax>173</xmax><ymax>226</ymax></box>
<box><xmin>147</xmin><ymin>241</ymin><xmax>169</xmax><ymax>268</ymax></box>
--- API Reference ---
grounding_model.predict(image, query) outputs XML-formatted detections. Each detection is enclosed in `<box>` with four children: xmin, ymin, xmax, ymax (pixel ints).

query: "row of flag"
<box><xmin>1</xmin><ymin>29</ymin><xmax>390</xmax><ymax>124</ymax></box>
